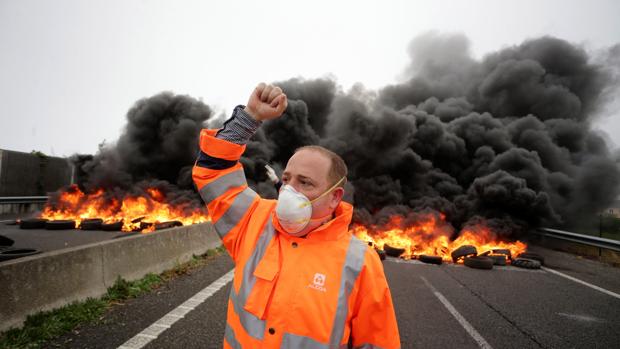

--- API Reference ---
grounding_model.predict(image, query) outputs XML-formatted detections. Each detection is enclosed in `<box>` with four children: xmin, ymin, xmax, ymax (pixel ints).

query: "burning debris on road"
<box><xmin>37</xmin><ymin>35</ymin><xmax>620</xmax><ymax>252</ymax></box>
<box><xmin>38</xmin><ymin>92</ymin><xmax>212</xmax><ymax>233</ymax></box>
<box><xmin>350</xmin><ymin>210</ymin><xmax>526</xmax><ymax>262</ymax></box>
<box><xmin>39</xmin><ymin>184</ymin><xmax>209</xmax><ymax>232</ymax></box>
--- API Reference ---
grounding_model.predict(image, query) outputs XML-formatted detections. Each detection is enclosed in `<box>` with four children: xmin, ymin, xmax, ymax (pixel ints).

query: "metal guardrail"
<box><xmin>536</xmin><ymin>228</ymin><xmax>620</xmax><ymax>252</ymax></box>
<box><xmin>0</xmin><ymin>196</ymin><xmax>49</xmax><ymax>204</ymax></box>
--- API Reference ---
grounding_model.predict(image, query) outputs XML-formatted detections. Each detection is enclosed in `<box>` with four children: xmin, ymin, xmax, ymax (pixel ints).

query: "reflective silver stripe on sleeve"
<box><xmin>198</xmin><ymin>169</ymin><xmax>247</xmax><ymax>204</ymax></box>
<box><xmin>238</xmin><ymin>219</ymin><xmax>275</xmax><ymax>306</ymax></box>
<box><xmin>225</xmin><ymin>323</ymin><xmax>242</xmax><ymax>349</ymax></box>
<box><xmin>280</xmin><ymin>332</ymin><xmax>328</xmax><ymax>349</ymax></box>
<box><xmin>329</xmin><ymin>235</ymin><xmax>367</xmax><ymax>347</ymax></box>
<box><xmin>227</xmin><ymin>219</ymin><xmax>274</xmax><ymax>340</ymax></box>
<box><xmin>213</xmin><ymin>187</ymin><xmax>257</xmax><ymax>239</ymax></box>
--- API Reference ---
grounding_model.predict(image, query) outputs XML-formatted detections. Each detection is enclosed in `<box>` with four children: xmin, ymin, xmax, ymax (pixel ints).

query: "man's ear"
<box><xmin>330</xmin><ymin>187</ymin><xmax>344</xmax><ymax>209</ymax></box>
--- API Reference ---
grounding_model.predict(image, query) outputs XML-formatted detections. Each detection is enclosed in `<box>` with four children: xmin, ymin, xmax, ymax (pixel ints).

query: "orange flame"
<box><xmin>350</xmin><ymin>213</ymin><xmax>526</xmax><ymax>262</ymax></box>
<box><xmin>42</xmin><ymin>185</ymin><xmax>527</xmax><ymax>258</ymax></box>
<box><xmin>40</xmin><ymin>185</ymin><xmax>210</xmax><ymax>233</ymax></box>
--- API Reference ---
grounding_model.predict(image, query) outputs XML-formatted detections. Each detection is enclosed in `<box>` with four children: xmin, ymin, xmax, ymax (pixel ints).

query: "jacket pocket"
<box><xmin>244</xmin><ymin>240</ymin><xmax>280</xmax><ymax>319</ymax></box>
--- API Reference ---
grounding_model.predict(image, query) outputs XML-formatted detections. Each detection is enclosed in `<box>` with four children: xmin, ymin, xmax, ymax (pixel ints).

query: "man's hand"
<box><xmin>265</xmin><ymin>164</ymin><xmax>279</xmax><ymax>183</ymax></box>
<box><xmin>244</xmin><ymin>83</ymin><xmax>288</xmax><ymax>121</ymax></box>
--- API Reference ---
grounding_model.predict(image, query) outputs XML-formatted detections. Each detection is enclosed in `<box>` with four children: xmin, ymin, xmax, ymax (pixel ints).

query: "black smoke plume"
<box><xmin>246</xmin><ymin>34</ymin><xmax>620</xmax><ymax>237</ymax></box>
<box><xmin>54</xmin><ymin>92</ymin><xmax>213</xmax><ymax>209</ymax></box>
<box><xmin>68</xmin><ymin>34</ymin><xmax>619</xmax><ymax>239</ymax></box>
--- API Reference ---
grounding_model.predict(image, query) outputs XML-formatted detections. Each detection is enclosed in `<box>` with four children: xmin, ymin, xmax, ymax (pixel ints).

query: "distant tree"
<box><xmin>602</xmin><ymin>213</ymin><xmax>620</xmax><ymax>234</ymax></box>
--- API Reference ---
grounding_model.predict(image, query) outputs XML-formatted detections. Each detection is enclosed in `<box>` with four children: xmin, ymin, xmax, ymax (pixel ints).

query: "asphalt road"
<box><xmin>42</xmin><ymin>245</ymin><xmax>620</xmax><ymax>349</ymax></box>
<box><xmin>0</xmin><ymin>223</ymin><xmax>139</xmax><ymax>254</ymax></box>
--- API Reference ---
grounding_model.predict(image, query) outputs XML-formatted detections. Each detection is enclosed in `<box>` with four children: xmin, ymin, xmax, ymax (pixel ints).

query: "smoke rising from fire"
<box><xmin>69</xmin><ymin>34</ymin><xmax>620</xmax><ymax>238</ymax></box>
<box><xmin>248</xmin><ymin>34</ymin><xmax>620</xmax><ymax>236</ymax></box>
<box><xmin>56</xmin><ymin>92</ymin><xmax>213</xmax><ymax>210</ymax></box>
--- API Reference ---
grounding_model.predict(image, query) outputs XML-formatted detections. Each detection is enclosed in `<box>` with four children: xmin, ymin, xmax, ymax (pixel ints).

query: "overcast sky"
<box><xmin>1</xmin><ymin>0</ymin><xmax>619</xmax><ymax>156</ymax></box>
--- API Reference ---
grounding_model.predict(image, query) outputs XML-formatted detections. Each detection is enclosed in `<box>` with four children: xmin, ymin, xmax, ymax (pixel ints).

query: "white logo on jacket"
<box><xmin>308</xmin><ymin>273</ymin><xmax>327</xmax><ymax>292</ymax></box>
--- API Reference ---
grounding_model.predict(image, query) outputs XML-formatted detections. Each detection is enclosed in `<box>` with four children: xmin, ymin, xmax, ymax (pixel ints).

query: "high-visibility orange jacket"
<box><xmin>193</xmin><ymin>128</ymin><xmax>401</xmax><ymax>349</ymax></box>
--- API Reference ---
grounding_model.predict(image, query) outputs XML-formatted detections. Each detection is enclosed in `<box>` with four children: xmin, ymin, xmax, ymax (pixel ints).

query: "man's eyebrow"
<box><xmin>298</xmin><ymin>175</ymin><xmax>315</xmax><ymax>183</ymax></box>
<box><xmin>281</xmin><ymin>172</ymin><xmax>316</xmax><ymax>183</ymax></box>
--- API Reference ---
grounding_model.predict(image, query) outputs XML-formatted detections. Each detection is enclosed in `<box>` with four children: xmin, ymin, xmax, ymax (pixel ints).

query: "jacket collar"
<box><xmin>272</xmin><ymin>201</ymin><xmax>353</xmax><ymax>242</ymax></box>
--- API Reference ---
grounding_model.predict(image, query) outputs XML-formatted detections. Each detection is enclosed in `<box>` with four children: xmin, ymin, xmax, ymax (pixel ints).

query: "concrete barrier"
<box><xmin>0</xmin><ymin>222</ymin><xmax>221</xmax><ymax>332</ymax></box>
<box><xmin>0</xmin><ymin>202</ymin><xmax>45</xmax><ymax>218</ymax></box>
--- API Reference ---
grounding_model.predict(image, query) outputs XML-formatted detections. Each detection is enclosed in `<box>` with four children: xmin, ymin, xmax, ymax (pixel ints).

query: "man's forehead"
<box><xmin>284</xmin><ymin>149</ymin><xmax>331</xmax><ymax>180</ymax></box>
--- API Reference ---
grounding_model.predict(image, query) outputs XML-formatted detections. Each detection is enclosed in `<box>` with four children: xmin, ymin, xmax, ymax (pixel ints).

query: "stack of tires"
<box><xmin>450</xmin><ymin>245</ymin><xmax>544</xmax><ymax>270</ymax></box>
<box><xmin>18</xmin><ymin>217</ymin><xmax>126</xmax><ymax>231</ymax></box>
<box><xmin>19</xmin><ymin>218</ymin><xmax>80</xmax><ymax>230</ymax></box>
<box><xmin>368</xmin><ymin>240</ymin><xmax>545</xmax><ymax>270</ymax></box>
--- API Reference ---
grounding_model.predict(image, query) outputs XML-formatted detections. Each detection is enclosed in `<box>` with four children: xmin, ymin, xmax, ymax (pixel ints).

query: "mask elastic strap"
<box><xmin>300</xmin><ymin>176</ymin><xmax>346</xmax><ymax>208</ymax></box>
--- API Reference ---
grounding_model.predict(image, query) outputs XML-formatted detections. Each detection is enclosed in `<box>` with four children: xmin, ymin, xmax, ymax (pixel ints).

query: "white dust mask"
<box><xmin>275</xmin><ymin>177</ymin><xmax>345</xmax><ymax>235</ymax></box>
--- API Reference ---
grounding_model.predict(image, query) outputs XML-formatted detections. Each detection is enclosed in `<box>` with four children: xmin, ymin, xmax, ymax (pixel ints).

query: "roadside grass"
<box><xmin>0</xmin><ymin>245</ymin><xmax>226</xmax><ymax>349</ymax></box>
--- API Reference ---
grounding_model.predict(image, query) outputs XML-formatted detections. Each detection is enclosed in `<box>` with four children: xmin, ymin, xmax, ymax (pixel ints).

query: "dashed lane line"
<box><xmin>117</xmin><ymin>269</ymin><xmax>235</xmax><ymax>349</ymax></box>
<box><xmin>421</xmin><ymin>276</ymin><xmax>494</xmax><ymax>349</ymax></box>
<box><xmin>542</xmin><ymin>266</ymin><xmax>620</xmax><ymax>300</ymax></box>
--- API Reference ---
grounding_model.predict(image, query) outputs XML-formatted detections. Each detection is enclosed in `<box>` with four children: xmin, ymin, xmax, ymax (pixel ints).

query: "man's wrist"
<box><xmin>214</xmin><ymin>105</ymin><xmax>262</xmax><ymax>145</ymax></box>
<box><xmin>236</xmin><ymin>106</ymin><xmax>262</xmax><ymax>127</ymax></box>
<box><xmin>243</xmin><ymin>106</ymin><xmax>261</xmax><ymax>121</ymax></box>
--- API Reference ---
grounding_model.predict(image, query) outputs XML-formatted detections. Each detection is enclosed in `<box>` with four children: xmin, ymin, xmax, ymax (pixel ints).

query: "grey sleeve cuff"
<box><xmin>216</xmin><ymin>105</ymin><xmax>262</xmax><ymax>144</ymax></box>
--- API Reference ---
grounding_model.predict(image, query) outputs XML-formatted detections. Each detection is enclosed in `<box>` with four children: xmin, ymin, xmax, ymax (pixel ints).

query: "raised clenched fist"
<box><xmin>244</xmin><ymin>83</ymin><xmax>288</xmax><ymax>121</ymax></box>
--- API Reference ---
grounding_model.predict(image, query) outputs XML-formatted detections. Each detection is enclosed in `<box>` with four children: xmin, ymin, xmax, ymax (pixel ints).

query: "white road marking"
<box><xmin>542</xmin><ymin>266</ymin><xmax>620</xmax><ymax>300</ymax></box>
<box><xmin>557</xmin><ymin>312</ymin><xmax>606</xmax><ymax>323</ymax></box>
<box><xmin>421</xmin><ymin>276</ymin><xmax>493</xmax><ymax>349</ymax></box>
<box><xmin>117</xmin><ymin>269</ymin><xmax>235</xmax><ymax>349</ymax></box>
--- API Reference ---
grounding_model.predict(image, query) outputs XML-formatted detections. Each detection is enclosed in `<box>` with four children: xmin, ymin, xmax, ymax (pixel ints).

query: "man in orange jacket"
<box><xmin>193</xmin><ymin>83</ymin><xmax>401</xmax><ymax>349</ymax></box>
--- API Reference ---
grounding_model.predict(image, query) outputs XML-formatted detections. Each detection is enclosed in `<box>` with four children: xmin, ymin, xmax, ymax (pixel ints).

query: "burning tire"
<box><xmin>512</xmin><ymin>258</ymin><xmax>541</xmax><ymax>269</ymax></box>
<box><xmin>375</xmin><ymin>249</ymin><xmax>386</xmax><ymax>261</ymax></box>
<box><xmin>451</xmin><ymin>245</ymin><xmax>477</xmax><ymax>263</ymax></box>
<box><xmin>139</xmin><ymin>221</ymin><xmax>153</xmax><ymax>231</ymax></box>
<box><xmin>383</xmin><ymin>244</ymin><xmax>405</xmax><ymax>258</ymax></box>
<box><xmin>481</xmin><ymin>248</ymin><xmax>512</xmax><ymax>261</ymax></box>
<box><xmin>102</xmin><ymin>221</ymin><xmax>123</xmax><ymax>231</ymax></box>
<box><xmin>463</xmin><ymin>256</ymin><xmax>494</xmax><ymax>270</ymax></box>
<box><xmin>418</xmin><ymin>255</ymin><xmax>443</xmax><ymax>265</ymax></box>
<box><xmin>487</xmin><ymin>254</ymin><xmax>507</xmax><ymax>266</ymax></box>
<box><xmin>45</xmin><ymin>220</ymin><xmax>76</xmax><ymax>230</ymax></box>
<box><xmin>131</xmin><ymin>216</ymin><xmax>146</xmax><ymax>224</ymax></box>
<box><xmin>155</xmin><ymin>221</ymin><xmax>183</xmax><ymax>230</ymax></box>
<box><xmin>19</xmin><ymin>218</ymin><xmax>48</xmax><ymax>229</ymax></box>
<box><xmin>0</xmin><ymin>248</ymin><xmax>42</xmax><ymax>261</ymax></box>
<box><xmin>517</xmin><ymin>252</ymin><xmax>544</xmax><ymax>266</ymax></box>
<box><xmin>80</xmin><ymin>218</ymin><xmax>103</xmax><ymax>230</ymax></box>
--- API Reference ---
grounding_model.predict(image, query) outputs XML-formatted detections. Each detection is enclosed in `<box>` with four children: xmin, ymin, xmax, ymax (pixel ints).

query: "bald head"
<box><xmin>294</xmin><ymin>145</ymin><xmax>347</xmax><ymax>188</ymax></box>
